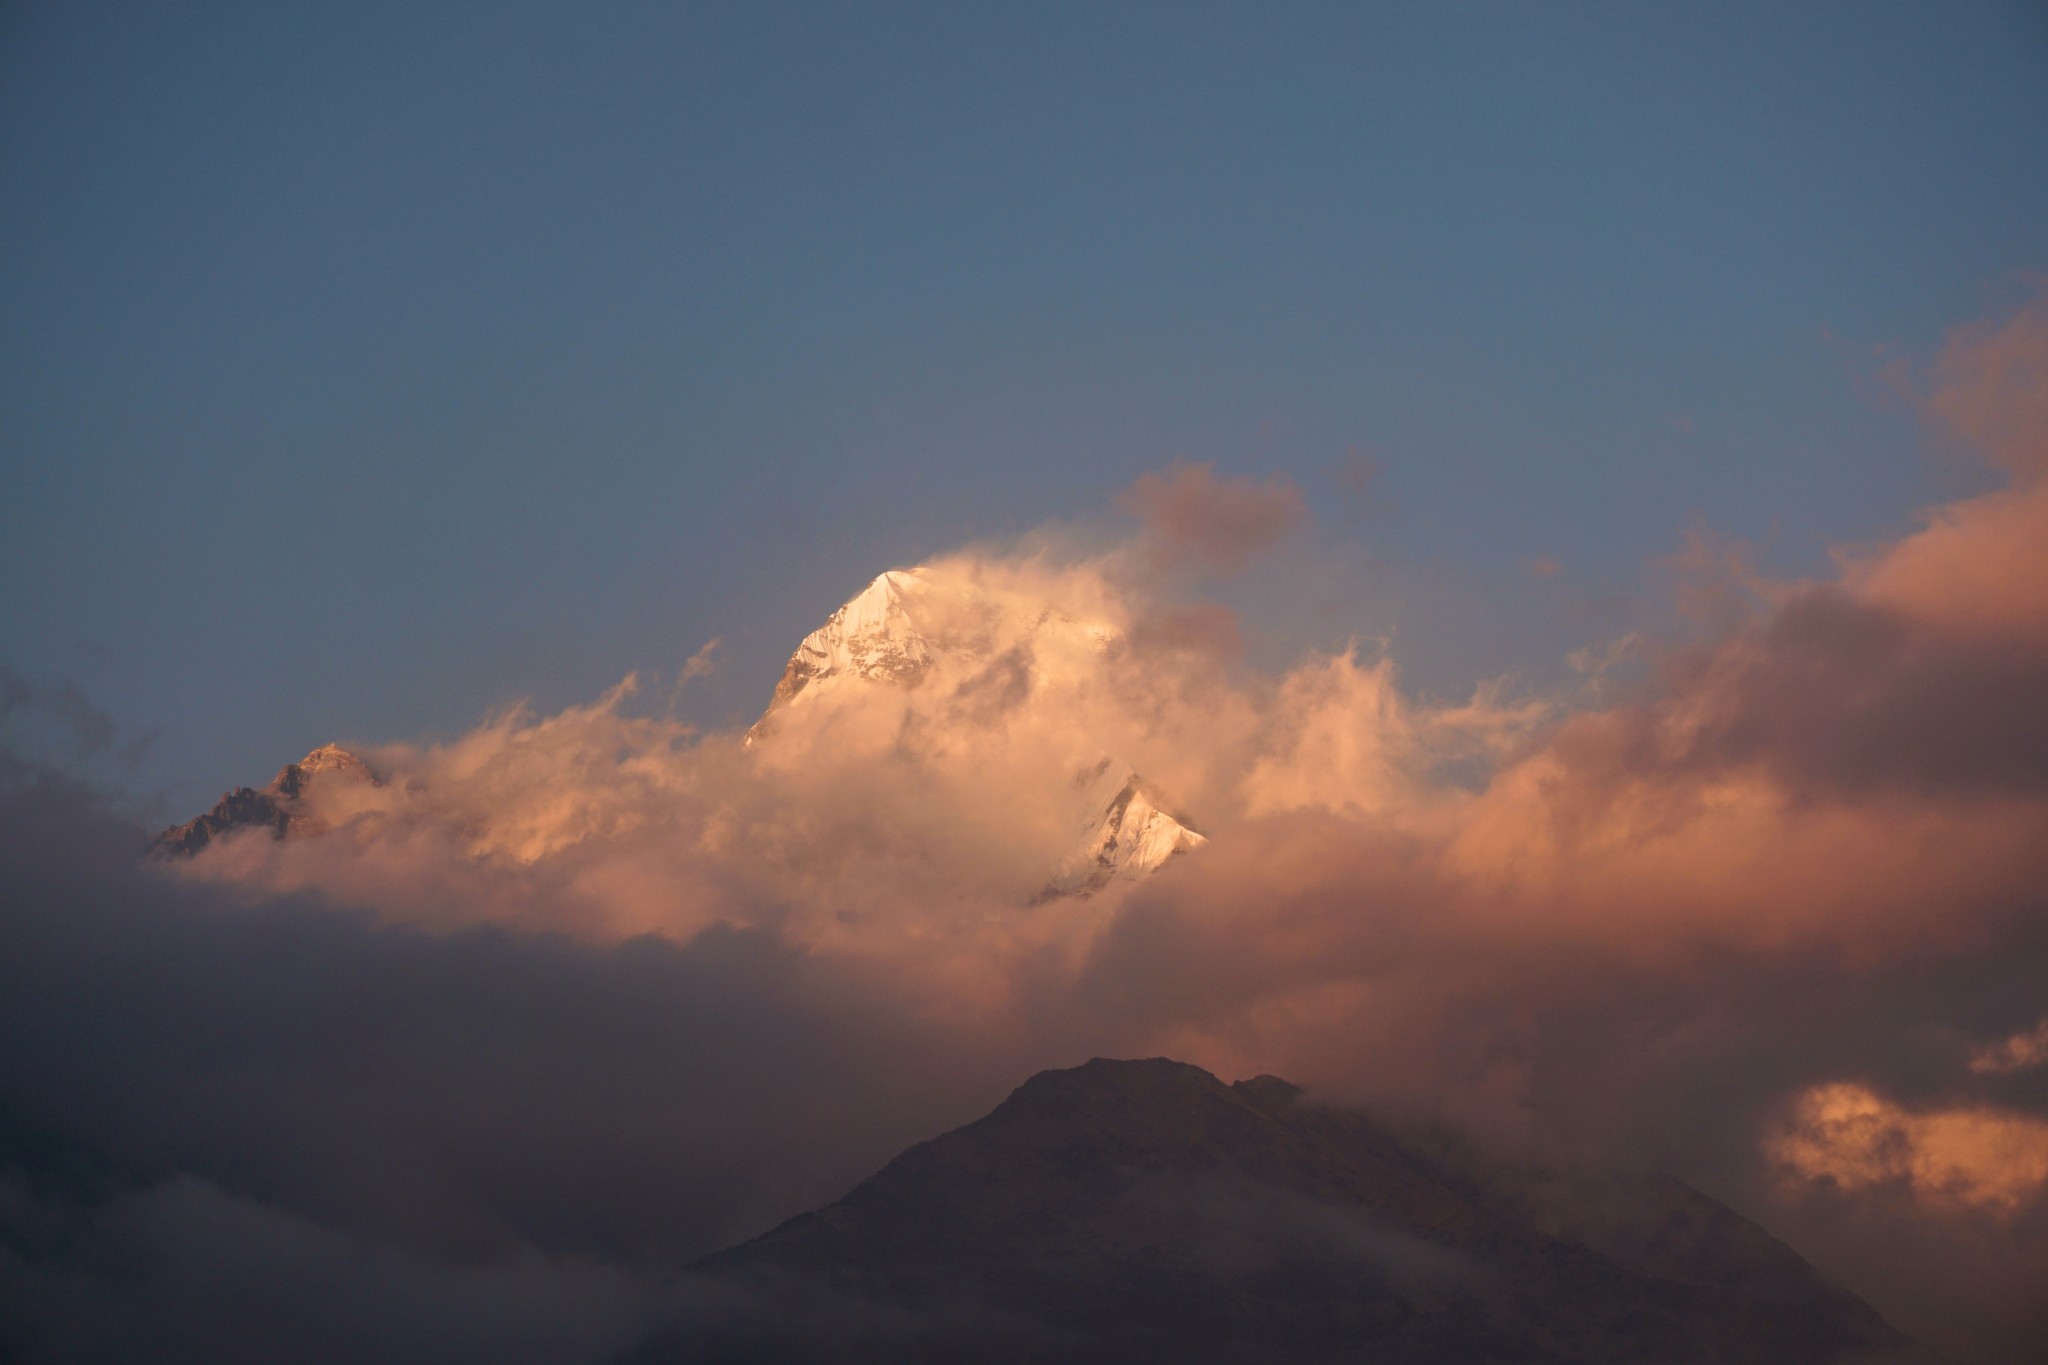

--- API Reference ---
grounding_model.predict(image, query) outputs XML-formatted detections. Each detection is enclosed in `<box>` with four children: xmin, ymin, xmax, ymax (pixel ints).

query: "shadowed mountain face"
<box><xmin>151</xmin><ymin>743</ymin><xmax>374</xmax><ymax>856</ymax></box>
<box><xmin>646</xmin><ymin>1058</ymin><xmax>1927</xmax><ymax>1365</ymax></box>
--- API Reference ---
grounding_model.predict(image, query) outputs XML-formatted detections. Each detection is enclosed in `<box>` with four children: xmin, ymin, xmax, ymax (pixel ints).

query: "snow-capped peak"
<box><xmin>748</xmin><ymin>564</ymin><xmax>1210</xmax><ymax>898</ymax></box>
<box><xmin>271</xmin><ymin>743</ymin><xmax>374</xmax><ymax>797</ymax></box>
<box><xmin>159</xmin><ymin>563</ymin><xmax>1210</xmax><ymax>901</ymax></box>
<box><xmin>757</xmin><ymin>569</ymin><xmax>935</xmax><ymax>727</ymax></box>
<box><xmin>1042</xmin><ymin>758</ymin><xmax>1207</xmax><ymax>899</ymax></box>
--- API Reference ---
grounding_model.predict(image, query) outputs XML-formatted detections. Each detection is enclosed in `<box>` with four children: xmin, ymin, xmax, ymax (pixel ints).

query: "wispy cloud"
<box><xmin>1117</xmin><ymin>460</ymin><xmax>1307</xmax><ymax>571</ymax></box>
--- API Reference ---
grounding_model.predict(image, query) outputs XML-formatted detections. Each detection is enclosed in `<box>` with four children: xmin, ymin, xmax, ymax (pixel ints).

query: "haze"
<box><xmin>3</xmin><ymin>5</ymin><xmax>2047</xmax><ymax>1363</ymax></box>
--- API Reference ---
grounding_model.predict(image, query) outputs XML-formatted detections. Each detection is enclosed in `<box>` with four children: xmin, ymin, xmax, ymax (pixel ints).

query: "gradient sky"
<box><xmin>3</xmin><ymin>1</ymin><xmax>2046</xmax><ymax>812</ymax></box>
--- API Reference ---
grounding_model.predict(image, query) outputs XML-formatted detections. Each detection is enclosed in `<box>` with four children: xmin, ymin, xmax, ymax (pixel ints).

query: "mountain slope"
<box><xmin>152</xmin><ymin>743</ymin><xmax>374</xmax><ymax>856</ymax></box>
<box><xmin>157</xmin><ymin>566</ymin><xmax>1207</xmax><ymax>896</ymax></box>
<box><xmin>1042</xmin><ymin>758</ymin><xmax>1206</xmax><ymax>899</ymax></box>
<box><xmin>649</xmin><ymin>1058</ymin><xmax>1928</xmax><ymax>1364</ymax></box>
<box><xmin>749</xmin><ymin>567</ymin><xmax>1208</xmax><ymax>895</ymax></box>
<box><xmin>757</xmin><ymin>568</ymin><xmax>937</xmax><ymax>719</ymax></box>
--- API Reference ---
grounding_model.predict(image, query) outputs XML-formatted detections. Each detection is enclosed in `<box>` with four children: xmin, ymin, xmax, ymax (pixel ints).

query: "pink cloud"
<box><xmin>1117</xmin><ymin>460</ymin><xmax>1307</xmax><ymax>571</ymax></box>
<box><xmin>142</xmin><ymin>286</ymin><xmax>2048</xmax><ymax>1363</ymax></box>
<box><xmin>1769</xmin><ymin>1083</ymin><xmax>2048</xmax><ymax>1215</ymax></box>
<box><xmin>1929</xmin><ymin>288</ymin><xmax>2048</xmax><ymax>480</ymax></box>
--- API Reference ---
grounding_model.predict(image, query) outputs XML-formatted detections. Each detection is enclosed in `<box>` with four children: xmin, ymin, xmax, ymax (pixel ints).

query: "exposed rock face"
<box><xmin>762</xmin><ymin>568</ymin><xmax>936</xmax><ymax>715</ymax></box>
<box><xmin>653</xmin><ymin>1058</ymin><xmax>1929</xmax><ymax>1365</ymax></box>
<box><xmin>152</xmin><ymin>743</ymin><xmax>375</xmax><ymax>857</ymax></box>
<box><xmin>268</xmin><ymin>742</ymin><xmax>371</xmax><ymax>797</ymax></box>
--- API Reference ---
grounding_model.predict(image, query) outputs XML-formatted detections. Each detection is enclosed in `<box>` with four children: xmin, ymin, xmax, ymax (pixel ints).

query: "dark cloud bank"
<box><xmin>1</xmin><ymin>743</ymin><xmax>2044</xmax><ymax>1363</ymax></box>
<box><xmin>0</xmin><ymin>762</ymin><xmax>1024</xmax><ymax>1363</ymax></box>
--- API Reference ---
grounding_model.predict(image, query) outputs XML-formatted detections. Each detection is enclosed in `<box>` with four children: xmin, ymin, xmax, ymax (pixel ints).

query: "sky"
<box><xmin>3</xmin><ymin>1</ymin><xmax>2046</xmax><ymax>812</ymax></box>
<box><xmin>4</xmin><ymin>5</ymin><xmax>2048</xmax><ymax>1364</ymax></box>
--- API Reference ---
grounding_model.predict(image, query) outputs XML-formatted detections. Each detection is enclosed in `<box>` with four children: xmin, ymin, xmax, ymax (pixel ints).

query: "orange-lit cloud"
<box><xmin>1928</xmin><ymin>289</ymin><xmax>2048</xmax><ymax>479</ymax></box>
<box><xmin>1851</xmin><ymin>292</ymin><xmax>2048</xmax><ymax>635</ymax></box>
<box><xmin>135</xmin><ymin>288</ymin><xmax>2048</xmax><ymax>1362</ymax></box>
<box><xmin>164</xmin><ymin>291</ymin><xmax>2048</xmax><ymax>1002</ymax></box>
<box><xmin>1769</xmin><ymin>1082</ymin><xmax>2048</xmax><ymax>1215</ymax></box>
<box><xmin>677</xmin><ymin>637</ymin><xmax>723</xmax><ymax>688</ymax></box>
<box><xmin>1972</xmin><ymin>1019</ymin><xmax>2048</xmax><ymax>1075</ymax></box>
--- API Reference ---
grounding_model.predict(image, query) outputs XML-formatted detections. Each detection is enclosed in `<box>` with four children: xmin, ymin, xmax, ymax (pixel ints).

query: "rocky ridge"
<box><xmin>153</xmin><ymin>743</ymin><xmax>375</xmax><ymax>857</ymax></box>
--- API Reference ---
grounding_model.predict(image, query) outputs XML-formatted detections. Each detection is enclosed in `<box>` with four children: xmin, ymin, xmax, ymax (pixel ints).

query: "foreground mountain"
<box><xmin>151</xmin><ymin>743</ymin><xmax>375</xmax><ymax>856</ymax></box>
<box><xmin>647</xmin><ymin>1058</ymin><xmax>1928</xmax><ymax>1365</ymax></box>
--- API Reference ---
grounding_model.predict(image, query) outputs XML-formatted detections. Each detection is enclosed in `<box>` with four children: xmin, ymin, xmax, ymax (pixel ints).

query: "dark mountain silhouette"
<box><xmin>642</xmin><ymin>1057</ymin><xmax>1931</xmax><ymax>1364</ymax></box>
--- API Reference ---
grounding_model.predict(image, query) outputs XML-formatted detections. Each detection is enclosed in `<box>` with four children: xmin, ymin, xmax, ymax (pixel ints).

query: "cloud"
<box><xmin>157</xmin><ymin>551</ymin><xmax>1544</xmax><ymax>964</ymax></box>
<box><xmin>0</xmin><ymin>761</ymin><xmax>1047</xmax><ymax>1362</ymax></box>
<box><xmin>1929</xmin><ymin>288</ymin><xmax>2048</xmax><ymax>480</ymax></box>
<box><xmin>0</xmin><ymin>1173</ymin><xmax>652</xmax><ymax>1365</ymax></box>
<box><xmin>1564</xmin><ymin>631</ymin><xmax>1638</xmax><ymax>695</ymax></box>
<box><xmin>1972</xmin><ymin>1020</ymin><xmax>2048</xmax><ymax>1076</ymax></box>
<box><xmin>1117</xmin><ymin>460</ymin><xmax>1307</xmax><ymax>571</ymax></box>
<box><xmin>1540</xmin><ymin>584</ymin><xmax>2048</xmax><ymax>802</ymax></box>
<box><xmin>1768</xmin><ymin>1083</ymin><xmax>2048</xmax><ymax>1215</ymax></box>
<box><xmin>1128</xmin><ymin>603</ymin><xmax>1244</xmax><ymax>661</ymax></box>
<box><xmin>1851</xmin><ymin>289</ymin><xmax>2048</xmax><ymax>635</ymax></box>
<box><xmin>8</xmin><ymin>290</ymin><xmax>2048</xmax><ymax>1362</ymax></box>
<box><xmin>0</xmin><ymin>666</ymin><xmax>117</xmax><ymax>765</ymax></box>
<box><xmin>117</xmin><ymin>469</ymin><xmax>2048</xmax><ymax>1361</ymax></box>
<box><xmin>675</xmin><ymin>638</ymin><xmax>723</xmax><ymax>694</ymax></box>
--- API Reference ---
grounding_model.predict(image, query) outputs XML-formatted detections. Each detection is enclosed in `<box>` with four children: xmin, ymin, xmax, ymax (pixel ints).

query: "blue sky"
<box><xmin>3</xmin><ymin>1</ymin><xmax>2045</xmax><ymax>812</ymax></box>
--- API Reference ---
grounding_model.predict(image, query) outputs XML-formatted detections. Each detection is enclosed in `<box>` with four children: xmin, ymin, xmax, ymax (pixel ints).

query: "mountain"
<box><xmin>754</xmin><ymin>568</ymin><xmax>938</xmax><ymax>721</ymax></box>
<box><xmin>750</xmin><ymin>568</ymin><xmax>1206</xmax><ymax>895</ymax></box>
<box><xmin>153</xmin><ymin>566</ymin><xmax>1208</xmax><ymax>895</ymax></box>
<box><xmin>647</xmin><ymin>1058</ymin><xmax>1929</xmax><ymax>1365</ymax></box>
<box><xmin>152</xmin><ymin>743</ymin><xmax>375</xmax><ymax>856</ymax></box>
<box><xmin>1042</xmin><ymin>757</ymin><xmax>1206</xmax><ymax>899</ymax></box>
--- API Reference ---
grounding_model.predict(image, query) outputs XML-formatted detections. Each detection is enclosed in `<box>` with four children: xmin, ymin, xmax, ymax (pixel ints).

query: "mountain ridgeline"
<box><xmin>154</xmin><ymin>566</ymin><xmax>1207</xmax><ymax>897</ymax></box>
<box><xmin>152</xmin><ymin>742</ymin><xmax>375</xmax><ymax>857</ymax></box>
